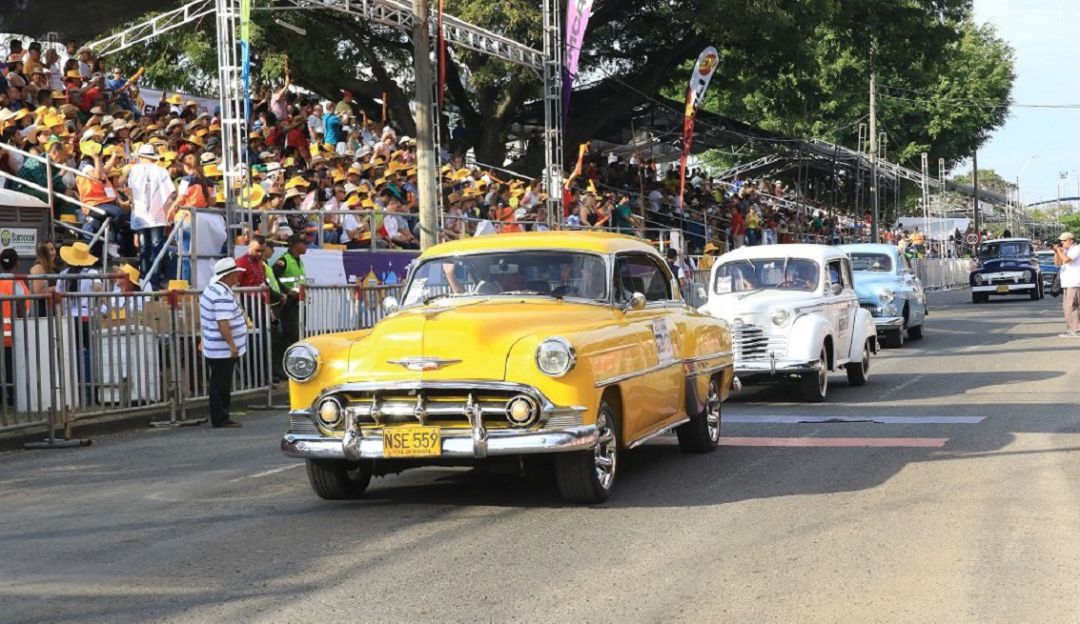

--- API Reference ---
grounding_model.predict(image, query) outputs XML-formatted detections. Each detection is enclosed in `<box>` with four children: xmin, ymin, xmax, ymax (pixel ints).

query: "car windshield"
<box><xmin>401</xmin><ymin>251</ymin><xmax>608</xmax><ymax>306</ymax></box>
<box><xmin>1036</xmin><ymin>251</ymin><xmax>1054</xmax><ymax>263</ymax></box>
<box><xmin>849</xmin><ymin>253</ymin><xmax>893</xmax><ymax>272</ymax></box>
<box><xmin>980</xmin><ymin>241</ymin><xmax>1032</xmax><ymax>258</ymax></box>
<box><xmin>713</xmin><ymin>258</ymin><xmax>820</xmax><ymax>294</ymax></box>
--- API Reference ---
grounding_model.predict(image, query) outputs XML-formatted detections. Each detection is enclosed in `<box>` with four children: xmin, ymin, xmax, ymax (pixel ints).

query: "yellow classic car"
<box><xmin>281</xmin><ymin>231</ymin><xmax>735</xmax><ymax>503</ymax></box>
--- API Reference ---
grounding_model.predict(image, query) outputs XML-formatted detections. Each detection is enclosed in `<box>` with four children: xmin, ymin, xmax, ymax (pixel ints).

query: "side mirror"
<box><xmin>830</xmin><ymin>283</ymin><xmax>844</xmax><ymax>296</ymax></box>
<box><xmin>623</xmin><ymin>292</ymin><xmax>647</xmax><ymax>313</ymax></box>
<box><xmin>382</xmin><ymin>296</ymin><xmax>399</xmax><ymax>315</ymax></box>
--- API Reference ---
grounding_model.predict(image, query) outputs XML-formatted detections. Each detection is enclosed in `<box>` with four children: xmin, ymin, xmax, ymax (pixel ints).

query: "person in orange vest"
<box><xmin>0</xmin><ymin>249</ymin><xmax>30</xmax><ymax>404</ymax></box>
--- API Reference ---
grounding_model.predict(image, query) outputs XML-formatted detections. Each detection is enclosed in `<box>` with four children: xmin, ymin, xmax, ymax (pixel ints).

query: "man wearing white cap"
<box><xmin>122</xmin><ymin>143</ymin><xmax>175</xmax><ymax>289</ymax></box>
<box><xmin>1053</xmin><ymin>232</ymin><xmax>1080</xmax><ymax>337</ymax></box>
<box><xmin>199</xmin><ymin>257</ymin><xmax>248</xmax><ymax>428</ymax></box>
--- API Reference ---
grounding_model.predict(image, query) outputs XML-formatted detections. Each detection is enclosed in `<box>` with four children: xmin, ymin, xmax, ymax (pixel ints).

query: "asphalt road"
<box><xmin>2</xmin><ymin>289</ymin><xmax>1080</xmax><ymax>623</ymax></box>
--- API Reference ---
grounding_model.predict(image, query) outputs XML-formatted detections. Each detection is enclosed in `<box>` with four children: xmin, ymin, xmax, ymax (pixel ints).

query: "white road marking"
<box><xmin>726</xmin><ymin>415</ymin><xmax>985</xmax><ymax>425</ymax></box>
<box><xmin>230</xmin><ymin>463</ymin><xmax>303</xmax><ymax>482</ymax></box>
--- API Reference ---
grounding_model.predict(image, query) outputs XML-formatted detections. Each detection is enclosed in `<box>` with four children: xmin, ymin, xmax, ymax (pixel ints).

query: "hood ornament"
<box><xmin>388</xmin><ymin>357</ymin><xmax>462</xmax><ymax>372</ymax></box>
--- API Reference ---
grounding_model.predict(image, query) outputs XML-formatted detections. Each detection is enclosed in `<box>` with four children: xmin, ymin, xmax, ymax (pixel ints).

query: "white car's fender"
<box><xmin>849</xmin><ymin>307</ymin><xmax>878</xmax><ymax>359</ymax></box>
<box><xmin>786</xmin><ymin>313</ymin><xmax>834</xmax><ymax>368</ymax></box>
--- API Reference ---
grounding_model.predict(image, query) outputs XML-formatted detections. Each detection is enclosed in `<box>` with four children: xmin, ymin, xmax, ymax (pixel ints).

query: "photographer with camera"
<box><xmin>1053</xmin><ymin>232</ymin><xmax>1080</xmax><ymax>337</ymax></box>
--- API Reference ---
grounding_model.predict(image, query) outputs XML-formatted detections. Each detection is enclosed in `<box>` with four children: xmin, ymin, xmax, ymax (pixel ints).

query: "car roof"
<box><xmin>981</xmin><ymin>238</ymin><xmax>1031</xmax><ymax>244</ymax></box>
<box><xmin>838</xmin><ymin>243</ymin><xmax>899</xmax><ymax>256</ymax></box>
<box><xmin>418</xmin><ymin>231</ymin><xmax>659</xmax><ymax>258</ymax></box>
<box><xmin>716</xmin><ymin>243</ymin><xmax>847</xmax><ymax>263</ymax></box>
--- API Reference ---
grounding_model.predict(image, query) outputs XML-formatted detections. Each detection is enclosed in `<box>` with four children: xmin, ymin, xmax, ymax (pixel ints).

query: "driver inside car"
<box><xmin>781</xmin><ymin>262</ymin><xmax>817</xmax><ymax>290</ymax></box>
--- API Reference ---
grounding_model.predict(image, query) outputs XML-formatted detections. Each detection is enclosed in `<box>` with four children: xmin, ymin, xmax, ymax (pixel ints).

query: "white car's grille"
<box><xmin>732</xmin><ymin>324</ymin><xmax>786</xmax><ymax>362</ymax></box>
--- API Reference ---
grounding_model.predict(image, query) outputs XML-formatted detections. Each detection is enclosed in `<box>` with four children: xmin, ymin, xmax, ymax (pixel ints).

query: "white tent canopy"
<box><xmin>898</xmin><ymin>217</ymin><xmax>970</xmax><ymax>241</ymax></box>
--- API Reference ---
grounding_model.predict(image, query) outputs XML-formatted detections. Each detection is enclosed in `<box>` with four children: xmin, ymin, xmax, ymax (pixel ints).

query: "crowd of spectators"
<box><xmin>0</xmin><ymin>35</ymin><xmax>962</xmax><ymax>295</ymax></box>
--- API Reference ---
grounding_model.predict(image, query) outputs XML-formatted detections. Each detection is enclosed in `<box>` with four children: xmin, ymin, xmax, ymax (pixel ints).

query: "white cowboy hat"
<box><xmin>210</xmin><ymin>257</ymin><xmax>245</xmax><ymax>283</ymax></box>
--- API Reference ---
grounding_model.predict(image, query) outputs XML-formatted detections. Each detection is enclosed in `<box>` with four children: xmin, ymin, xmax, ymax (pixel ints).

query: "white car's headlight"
<box><xmin>771</xmin><ymin>309</ymin><xmax>792</xmax><ymax>327</ymax></box>
<box><xmin>878</xmin><ymin>288</ymin><xmax>895</xmax><ymax>304</ymax></box>
<box><xmin>284</xmin><ymin>343</ymin><xmax>320</xmax><ymax>382</ymax></box>
<box><xmin>536</xmin><ymin>338</ymin><xmax>576</xmax><ymax>377</ymax></box>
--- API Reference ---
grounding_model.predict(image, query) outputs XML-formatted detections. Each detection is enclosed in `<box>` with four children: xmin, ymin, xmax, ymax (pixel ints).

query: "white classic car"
<box><xmin>698</xmin><ymin>244</ymin><xmax>878</xmax><ymax>402</ymax></box>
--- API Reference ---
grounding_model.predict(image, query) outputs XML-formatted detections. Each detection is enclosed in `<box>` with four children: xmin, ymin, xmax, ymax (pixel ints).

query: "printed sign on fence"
<box><xmin>0</xmin><ymin>227</ymin><xmax>37</xmax><ymax>256</ymax></box>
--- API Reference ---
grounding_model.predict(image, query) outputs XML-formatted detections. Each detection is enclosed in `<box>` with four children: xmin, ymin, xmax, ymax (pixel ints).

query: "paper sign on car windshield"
<box><xmin>653</xmin><ymin>318</ymin><xmax>675</xmax><ymax>364</ymax></box>
<box><xmin>715</xmin><ymin>275</ymin><xmax>733</xmax><ymax>294</ymax></box>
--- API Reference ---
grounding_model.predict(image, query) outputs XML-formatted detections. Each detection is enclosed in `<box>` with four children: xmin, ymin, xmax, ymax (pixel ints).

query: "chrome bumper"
<box><xmin>736</xmin><ymin>357</ymin><xmax>821</xmax><ymax>377</ymax></box>
<box><xmin>282</xmin><ymin>424</ymin><xmax>598</xmax><ymax>461</ymax></box>
<box><xmin>872</xmin><ymin>316</ymin><xmax>905</xmax><ymax>330</ymax></box>
<box><xmin>972</xmin><ymin>283</ymin><xmax>1036</xmax><ymax>293</ymax></box>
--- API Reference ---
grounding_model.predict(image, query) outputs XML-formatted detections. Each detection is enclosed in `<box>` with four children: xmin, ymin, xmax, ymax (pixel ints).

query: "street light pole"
<box><xmin>413</xmin><ymin>0</ymin><xmax>439</xmax><ymax>250</ymax></box>
<box><xmin>868</xmin><ymin>59</ymin><xmax>879</xmax><ymax>243</ymax></box>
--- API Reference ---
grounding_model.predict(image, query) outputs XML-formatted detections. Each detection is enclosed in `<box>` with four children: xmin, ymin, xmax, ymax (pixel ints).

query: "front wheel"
<box><xmin>907</xmin><ymin>324</ymin><xmax>924</xmax><ymax>340</ymax></box>
<box><xmin>555</xmin><ymin>400</ymin><xmax>619</xmax><ymax>504</ymax></box>
<box><xmin>1031</xmin><ymin>285</ymin><xmax>1042</xmax><ymax>301</ymax></box>
<box><xmin>798</xmin><ymin>349</ymin><xmax>829</xmax><ymax>402</ymax></box>
<box><xmin>845</xmin><ymin>341</ymin><xmax>871</xmax><ymax>386</ymax></box>
<box><xmin>306</xmin><ymin>459</ymin><xmax>372</xmax><ymax>500</ymax></box>
<box><xmin>677</xmin><ymin>376</ymin><xmax>722</xmax><ymax>453</ymax></box>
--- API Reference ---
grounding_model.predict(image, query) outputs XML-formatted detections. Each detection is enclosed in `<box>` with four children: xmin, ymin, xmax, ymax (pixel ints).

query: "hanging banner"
<box><xmin>240</xmin><ymin>0</ymin><xmax>252</xmax><ymax>132</ymax></box>
<box><xmin>679</xmin><ymin>46</ymin><xmax>719</xmax><ymax>210</ymax></box>
<box><xmin>563</xmin><ymin>0</ymin><xmax>594</xmax><ymax>116</ymax></box>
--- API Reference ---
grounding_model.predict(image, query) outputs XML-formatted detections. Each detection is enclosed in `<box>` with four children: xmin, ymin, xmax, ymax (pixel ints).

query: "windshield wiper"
<box><xmin>499</xmin><ymin>290</ymin><xmax>563</xmax><ymax>300</ymax></box>
<box><xmin>422</xmin><ymin>292</ymin><xmax>472</xmax><ymax>305</ymax></box>
<box><xmin>736</xmin><ymin>287</ymin><xmax>768</xmax><ymax>300</ymax></box>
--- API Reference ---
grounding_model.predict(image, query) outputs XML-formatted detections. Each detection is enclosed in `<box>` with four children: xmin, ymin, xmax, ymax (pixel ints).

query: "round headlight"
<box><xmin>317</xmin><ymin>398</ymin><xmax>343</xmax><ymax>427</ymax></box>
<box><xmin>878</xmin><ymin>288</ymin><xmax>895</xmax><ymax>304</ymax></box>
<box><xmin>771</xmin><ymin>309</ymin><xmax>791</xmax><ymax>326</ymax></box>
<box><xmin>536</xmin><ymin>338</ymin><xmax>575</xmax><ymax>377</ymax></box>
<box><xmin>284</xmin><ymin>343</ymin><xmax>320</xmax><ymax>382</ymax></box>
<box><xmin>974</xmin><ymin>274</ymin><xmax>984</xmax><ymax>285</ymax></box>
<box><xmin>505</xmin><ymin>395</ymin><xmax>539</xmax><ymax>427</ymax></box>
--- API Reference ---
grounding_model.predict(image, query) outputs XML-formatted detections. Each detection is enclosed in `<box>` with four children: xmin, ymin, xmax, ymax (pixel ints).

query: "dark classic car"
<box><xmin>970</xmin><ymin>238</ymin><xmax>1043</xmax><ymax>303</ymax></box>
<box><xmin>1035</xmin><ymin>250</ymin><xmax>1061</xmax><ymax>298</ymax></box>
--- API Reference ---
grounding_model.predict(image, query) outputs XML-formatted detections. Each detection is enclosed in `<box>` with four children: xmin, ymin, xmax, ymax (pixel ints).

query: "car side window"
<box><xmin>827</xmin><ymin>260</ymin><xmax>844</xmax><ymax>290</ymax></box>
<box><xmin>615</xmin><ymin>254</ymin><xmax>672</xmax><ymax>303</ymax></box>
<box><xmin>842</xmin><ymin>259</ymin><xmax>855</xmax><ymax>290</ymax></box>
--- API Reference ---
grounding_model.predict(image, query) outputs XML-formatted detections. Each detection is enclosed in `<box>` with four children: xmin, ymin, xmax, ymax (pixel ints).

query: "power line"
<box><xmin>879</xmin><ymin>87</ymin><xmax>1080</xmax><ymax>110</ymax></box>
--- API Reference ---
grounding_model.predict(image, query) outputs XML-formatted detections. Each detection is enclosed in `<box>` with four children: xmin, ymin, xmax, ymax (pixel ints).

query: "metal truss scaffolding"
<box><xmin>88</xmin><ymin>0</ymin><xmax>563</xmax><ymax>228</ymax></box>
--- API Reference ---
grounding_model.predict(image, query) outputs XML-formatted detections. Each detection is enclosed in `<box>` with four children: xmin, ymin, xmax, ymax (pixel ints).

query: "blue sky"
<box><xmin>962</xmin><ymin>0</ymin><xmax>1080</xmax><ymax>205</ymax></box>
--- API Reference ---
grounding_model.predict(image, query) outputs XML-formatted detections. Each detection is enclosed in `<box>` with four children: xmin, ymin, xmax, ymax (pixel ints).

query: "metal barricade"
<box><xmin>299</xmin><ymin>283</ymin><xmax>406</xmax><ymax>339</ymax></box>
<box><xmin>913</xmin><ymin>258</ymin><xmax>971</xmax><ymax>291</ymax></box>
<box><xmin>0</xmin><ymin>277</ymin><xmax>275</xmax><ymax>442</ymax></box>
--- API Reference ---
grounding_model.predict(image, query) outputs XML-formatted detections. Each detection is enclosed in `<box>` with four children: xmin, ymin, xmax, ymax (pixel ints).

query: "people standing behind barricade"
<box><xmin>56</xmin><ymin>242</ymin><xmax>103</xmax><ymax>405</ymax></box>
<box><xmin>166</xmin><ymin>152</ymin><xmax>214</xmax><ymax>284</ymax></box>
<box><xmin>111</xmin><ymin>263</ymin><xmax>145</xmax><ymax>314</ymax></box>
<box><xmin>0</xmin><ymin>249</ymin><xmax>30</xmax><ymax>403</ymax></box>
<box><xmin>123</xmin><ymin>143</ymin><xmax>175</xmax><ymax>290</ymax></box>
<box><xmin>274</xmin><ymin>234</ymin><xmax>307</xmax><ymax>353</ymax></box>
<box><xmin>29</xmin><ymin>241</ymin><xmax>57</xmax><ymax>317</ymax></box>
<box><xmin>200</xmin><ymin>258</ymin><xmax>248</xmax><ymax>428</ymax></box>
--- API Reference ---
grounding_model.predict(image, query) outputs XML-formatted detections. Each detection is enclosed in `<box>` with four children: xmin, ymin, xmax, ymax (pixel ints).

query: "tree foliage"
<box><xmin>98</xmin><ymin>0</ymin><xmax>1014</xmax><ymax>174</ymax></box>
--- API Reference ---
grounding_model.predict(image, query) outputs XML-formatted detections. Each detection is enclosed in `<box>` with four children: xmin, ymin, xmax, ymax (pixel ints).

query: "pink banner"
<box><xmin>563</xmin><ymin>0</ymin><xmax>594</xmax><ymax>115</ymax></box>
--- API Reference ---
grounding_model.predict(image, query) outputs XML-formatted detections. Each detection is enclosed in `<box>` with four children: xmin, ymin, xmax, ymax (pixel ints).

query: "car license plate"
<box><xmin>996</xmin><ymin>285</ymin><xmax>1009</xmax><ymax>293</ymax></box>
<box><xmin>383</xmin><ymin>425</ymin><xmax>441</xmax><ymax>458</ymax></box>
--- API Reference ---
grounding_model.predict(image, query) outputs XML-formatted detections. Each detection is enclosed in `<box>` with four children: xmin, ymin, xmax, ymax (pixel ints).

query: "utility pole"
<box><xmin>972</xmin><ymin>151</ymin><xmax>980</xmax><ymax>246</ymax></box>
<box><xmin>868</xmin><ymin>54</ymin><xmax>879</xmax><ymax>243</ymax></box>
<box><xmin>413</xmin><ymin>0</ymin><xmax>439</xmax><ymax>250</ymax></box>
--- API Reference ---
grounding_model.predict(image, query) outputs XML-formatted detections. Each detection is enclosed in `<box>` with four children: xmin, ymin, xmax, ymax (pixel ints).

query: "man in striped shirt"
<box><xmin>200</xmin><ymin>258</ymin><xmax>249</xmax><ymax>428</ymax></box>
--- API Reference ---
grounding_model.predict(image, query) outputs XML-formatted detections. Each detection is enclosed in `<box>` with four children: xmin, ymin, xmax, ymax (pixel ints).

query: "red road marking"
<box><xmin>719</xmin><ymin>437</ymin><xmax>948</xmax><ymax>448</ymax></box>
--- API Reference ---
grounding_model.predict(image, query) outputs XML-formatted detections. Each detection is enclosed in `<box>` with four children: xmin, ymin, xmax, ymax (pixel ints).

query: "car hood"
<box><xmin>346</xmin><ymin>298</ymin><xmax>610</xmax><ymax>382</ymax></box>
<box><xmin>852</xmin><ymin>271</ymin><xmax>899</xmax><ymax>301</ymax></box>
<box><xmin>704</xmin><ymin>290</ymin><xmax>819</xmax><ymax>325</ymax></box>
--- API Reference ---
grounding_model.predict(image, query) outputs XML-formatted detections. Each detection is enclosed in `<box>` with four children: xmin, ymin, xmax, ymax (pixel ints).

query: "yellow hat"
<box><xmin>118</xmin><ymin>263</ymin><xmax>141</xmax><ymax>287</ymax></box>
<box><xmin>284</xmin><ymin>175</ymin><xmax>309</xmax><ymax>189</ymax></box>
<box><xmin>452</xmin><ymin>168</ymin><xmax>471</xmax><ymax>180</ymax></box>
<box><xmin>239</xmin><ymin>184</ymin><xmax>266</xmax><ymax>207</ymax></box>
<box><xmin>167</xmin><ymin>279</ymin><xmax>190</xmax><ymax>291</ymax></box>
<box><xmin>509</xmin><ymin>196</ymin><xmax>520</xmax><ymax>208</ymax></box>
<box><xmin>204</xmin><ymin>163</ymin><xmax>223</xmax><ymax>178</ymax></box>
<box><xmin>59</xmin><ymin>242</ymin><xmax>98</xmax><ymax>267</ymax></box>
<box><xmin>361</xmin><ymin>198</ymin><xmax>376</xmax><ymax>209</ymax></box>
<box><xmin>79</xmin><ymin>141</ymin><xmax>102</xmax><ymax>156</ymax></box>
<box><xmin>165</xmin><ymin>94</ymin><xmax>182</xmax><ymax>105</ymax></box>
<box><xmin>331</xmin><ymin>170</ymin><xmax>346</xmax><ymax>183</ymax></box>
<box><xmin>345</xmin><ymin>195</ymin><xmax>361</xmax><ymax>207</ymax></box>
<box><xmin>43</xmin><ymin>113</ymin><xmax>65</xmax><ymax>128</ymax></box>
<box><xmin>12</xmin><ymin>109</ymin><xmax>30</xmax><ymax>121</ymax></box>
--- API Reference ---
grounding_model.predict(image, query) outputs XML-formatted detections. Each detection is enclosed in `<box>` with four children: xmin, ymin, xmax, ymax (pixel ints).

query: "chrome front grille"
<box><xmin>732</xmin><ymin>324</ymin><xmax>786</xmax><ymax>362</ymax></box>
<box><xmin>337</xmin><ymin>388</ymin><xmax>532</xmax><ymax>429</ymax></box>
<box><xmin>289</xmin><ymin>413</ymin><xmax>319</xmax><ymax>434</ymax></box>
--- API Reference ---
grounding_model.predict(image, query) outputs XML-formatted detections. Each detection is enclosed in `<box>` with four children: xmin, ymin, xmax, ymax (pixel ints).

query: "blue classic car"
<box><xmin>839</xmin><ymin>243</ymin><xmax>927</xmax><ymax>348</ymax></box>
<box><xmin>970</xmin><ymin>238</ymin><xmax>1043</xmax><ymax>303</ymax></box>
<box><xmin>1035</xmin><ymin>249</ymin><xmax>1061</xmax><ymax>298</ymax></box>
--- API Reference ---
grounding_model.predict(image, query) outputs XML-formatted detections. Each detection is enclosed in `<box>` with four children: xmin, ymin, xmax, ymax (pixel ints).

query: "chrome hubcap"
<box><xmin>594</xmin><ymin>409</ymin><xmax>616</xmax><ymax>490</ymax></box>
<box><xmin>706</xmin><ymin>380</ymin><xmax>721</xmax><ymax>441</ymax></box>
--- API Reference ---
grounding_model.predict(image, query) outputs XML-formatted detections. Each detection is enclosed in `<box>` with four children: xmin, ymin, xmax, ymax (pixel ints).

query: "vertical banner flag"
<box><xmin>679</xmin><ymin>46</ymin><xmax>719</xmax><ymax>211</ymax></box>
<box><xmin>563</xmin><ymin>0</ymin><xmax>594</xmax><ymax>116</ymax></box>
<box><xmin>240</xmin><ymin>0</ymin><xmax>253</xmax><ymax>177</ymax></box>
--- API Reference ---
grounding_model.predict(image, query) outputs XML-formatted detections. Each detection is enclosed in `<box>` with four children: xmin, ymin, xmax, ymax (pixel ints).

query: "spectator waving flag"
<box><xmin>679</xmin><ymin>46</ymin><xmax>719</xmax><ymax>211</ymax></box>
